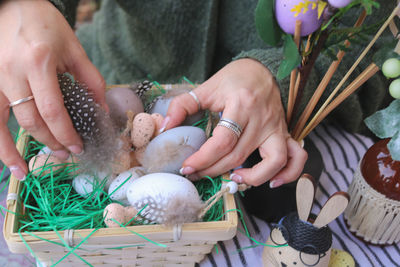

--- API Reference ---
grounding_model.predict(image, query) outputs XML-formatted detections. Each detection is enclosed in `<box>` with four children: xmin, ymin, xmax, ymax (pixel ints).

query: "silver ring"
<box><xmin>188</xmin><ymin>91</ymin><xmax>201</xmax><ymax>111</ymax></box>
<box><xmin>217</xmin><ymin>118</ymin><xmax>242</xmax><ymax>138</ymax></box>
<box><xmin>9</xmin><ymin>96</ymin><xmax>34</xmax><ymax>108</ymax></box>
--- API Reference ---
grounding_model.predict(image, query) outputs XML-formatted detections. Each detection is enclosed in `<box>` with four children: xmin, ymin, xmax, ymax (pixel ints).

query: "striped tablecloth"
<box><xmin>200</xmin><ymin>124</ymin><xmax>400</xmax><ymax>267</ymax></box>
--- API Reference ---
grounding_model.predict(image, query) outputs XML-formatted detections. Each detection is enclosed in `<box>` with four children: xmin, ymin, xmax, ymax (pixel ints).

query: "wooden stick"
<box><xmin>296</xmin><ymin>5</ymin><xmax>399</xmax><ymax>141</ymax></box>
<box><xmin>286</xmin><ymin>20</ymin><xmax>302</xmax><ymax>124</ymax></box>
<box><xmin>298</xmin><ymin>63</ymin><xmax>379</xmax><ymax>140</ymax></box>
<box><xmin>292</xmin><ymin>10</ymin><xmax>367</xmax><ymax>139</ymax></box>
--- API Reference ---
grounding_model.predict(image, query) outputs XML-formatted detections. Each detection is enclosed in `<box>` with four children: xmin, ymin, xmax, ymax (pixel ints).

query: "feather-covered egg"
<box><xmin>275</xmin><ymin>0</ymin><xmax>322</xmax><ymax>36</ymax></box>
<box><xmin>141</xmin><ymin>126</ymin><xmax>206</xmax><ymax>174</ymax></box>
<box><xmin>105</xmin><ymin>87</ymin><xmax>144</xmax><ymax>129</ymax></box>
<box><xmin>126</xmin><ymin>173</ymin><xmax>203</xmax><ymax>225</ymax></box>
<box><xmin>72</xmin><ymin>173</ymin><xmax>99</xmax><ymax>198</ymax></box>
<box><xmin>108</xmin><ymin>167</ymin><xmax>146</xmax><ymax>204</ymax></box>
<box><xmin>28</xmin><ymin>154</ymin><xmax>65</xmax><ymax>177</ymax></box>
<box><xmin>149</xmin><ymin>97</ymin><xmax>205</xmax><ymax>126</ymax></box>
<box><xmin>131</xmin><ymin>113</ymin><xmax>155</xmax><ymax>148</ymax></box>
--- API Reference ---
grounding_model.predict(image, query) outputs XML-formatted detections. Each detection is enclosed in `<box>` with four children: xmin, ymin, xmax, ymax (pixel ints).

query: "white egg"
<box><xmin>108</xmin><ymin>167</ymin><xmax>146</xmax><ymax>203</ymax></box>
<box><xmin>72</xmin><ymin>174</ymin><xmax>99</xmax><ymax>198</ymax></box>
<box><xmin>141</xmin><ymin>126</ymin><xmax>206</xmax><ymax>174</ymax></box>
<box><xmin>150</xmin><ymin>97</ymin><xmax>205</xmax><ymax>126</ymax></box>
<box><xmin>126</xmin><ymin>173</ymin><xmax>203</xmax><ymax>225</ymax></box>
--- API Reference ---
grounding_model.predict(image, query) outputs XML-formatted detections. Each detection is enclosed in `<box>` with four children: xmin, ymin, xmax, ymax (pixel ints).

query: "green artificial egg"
<box><xmin>389</xmin><ymin>78</ymin><xmax>400</xmax><ymax>99</ymax></box>
<box><xmin>382</xmin><ymin>58</ymin><xmax>400</xmax><ymax>78</ymax></box>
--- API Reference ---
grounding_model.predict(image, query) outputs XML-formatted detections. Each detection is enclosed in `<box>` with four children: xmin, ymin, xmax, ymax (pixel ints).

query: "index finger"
<box><xmin>28</xmin><ymin>69</ymin><xmax>83</xmax><ymax>154</ymax></box>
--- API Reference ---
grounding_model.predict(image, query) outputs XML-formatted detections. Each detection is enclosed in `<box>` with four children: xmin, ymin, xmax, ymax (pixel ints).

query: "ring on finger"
<box><xmin>9</xmin><ymin>96</ymin><xmax>34</xmax><ymax>108</ymax></box>
<box><xmin>188</xmin><ymin>91</ymin><xmax>201</xmax><ymax>111</ymax></box>
<box><xmin>217</xmin><ymin>118</ymin><xmax>242</xmax><ymax>138</ymax></box>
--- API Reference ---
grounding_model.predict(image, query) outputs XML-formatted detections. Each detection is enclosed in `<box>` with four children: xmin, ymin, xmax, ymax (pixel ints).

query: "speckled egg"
<box><xmin>28</xmin><ymin>154</ymin><xmax>65</xmax><ymax>177</ymax></box>
<box><xmin>126</xmin><ymin>173</ymin><xmax>203</xmax><ymax>224</ymax></box>
<box><xmin>275</xmin><ymin>0</ymin><xmax>322</xmax><ymax>36</ymax></box>
<box><xmin>141</xmin><ymin>126</ymin><xmax>207</xmax><ymax>174</ymax></box>
<box><xmin>103</xmin><ymin>203</ymin><xmax>129</xmax><ymax>227</ymax></box>
<box><xmin>105</xmin><ymin>87</ymin><xmax>144</xmax><ymax>129</ymax></box>
<box><xmin>149</xmin><ymin>97</ymin><xmax>205</xmax><ymax>126</ymax></box>
<box><xmin>72</xmin><ymin>173</ymin><xmax>99</xmax><ymax>198</ymax></box>
<box><xmin>131</xmin><ymin>113</ymin><xmax>155</xmax><ymax>148</ymax></box>
<box><xmin>108</xmin><ymin>167</ymin><xmax>146</xmax><ymax>204</ymax></box>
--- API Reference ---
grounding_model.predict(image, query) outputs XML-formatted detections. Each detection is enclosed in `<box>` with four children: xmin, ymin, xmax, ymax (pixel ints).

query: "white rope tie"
<box><xmin>173</xmin><ymin>224</ymin><xmax>182</xmax><ymax>242</ymax></box>
<box><xmin>6</xmin><ymin>193</ymin><xmax>18</xmax><ymax>203</ymax></box>
<box><xmin>64</xmin><ymin>229</ymin><xmax>75</xmax><ymax>247</ymax></box>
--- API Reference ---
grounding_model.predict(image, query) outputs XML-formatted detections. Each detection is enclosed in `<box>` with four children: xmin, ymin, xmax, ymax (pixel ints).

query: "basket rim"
<box><xmin>3</xmin><ymin>84</ymin><xmax>238</xmax><ymax>253</ymax></box>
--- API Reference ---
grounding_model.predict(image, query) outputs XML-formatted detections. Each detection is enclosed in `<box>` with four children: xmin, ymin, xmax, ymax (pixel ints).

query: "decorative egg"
<box><xmin>131</xmin><ymin>113</ymin><xmax>155</xmax><ymax>148</ymax></box>
<box><xmin>103</xmin><ymin>203</ymin><xmax>138</xmax><ymax>228</ymax></box>
<box><xmin>126</xmin><ymin>173</ymin><xmax>203</xmax><ymax>225</ymax></box>
<box><xmin>151</xmin><ymin>113</ymin><xmax>164</xmax><ymax>137</ymax></box>
<box><xmin>141</xmin><ymin>126</ymin><xmax>207</xmax><ymax>174</ymax></box>
<box><xmin>149</xmin><ymin>97</ymin><xmax>205</xmax><ymax>126</ymax></box>
<box><xmin>275</xmin><ymin>0</ymin><xmax>323</xmax><ymax>36</ymax></box>
<box><xmin>28</xmin><ymin>154</ymin><xmax>65</xmax><ymax>177</ymax></box>
<box><xmin>327</xmin><ymin>0</ymin><xmax>352</xmax><ymax>8</ymax></box>
<box><xmin>105</xmin><ymin>87</ymin><xmax>144</xmax><ymax>129</ymax></box>
<box><xmin>108</xmin><ymin>167</ymin><xmax>146</xmax><ymax>204</ymax></box>
<box><xmin>72</xmin><ymin>173</ymin><xmax>98</xmax><ymax>198</ymax></box>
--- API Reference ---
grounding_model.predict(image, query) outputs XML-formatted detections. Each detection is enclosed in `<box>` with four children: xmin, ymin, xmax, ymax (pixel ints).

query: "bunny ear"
<box><xmin>313</xmin><ymin>192</ymin><xmax>350</xmax><ymax>228</ymax></box>
<box><xmin>296</xmin><ymin>174</ymin><xmax>316</xmax><ymax>222</ymax></box>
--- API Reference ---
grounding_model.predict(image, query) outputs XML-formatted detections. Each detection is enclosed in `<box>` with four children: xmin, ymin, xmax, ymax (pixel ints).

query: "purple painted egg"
<box><xmin>328</xmin><ymin>0</ymin><xmax>352</xmax><ymax>8</ymax></box>
<box><xmin>275</xmin><ymin>0</ymin><xmax>322</xmax><ymax>36</ymax></box>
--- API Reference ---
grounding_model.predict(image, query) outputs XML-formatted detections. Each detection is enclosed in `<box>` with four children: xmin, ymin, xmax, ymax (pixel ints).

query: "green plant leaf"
<box><xmin>365</xmin><ymin>99</ymin><xmax>400</xmax><ymax>139</ymax></box>
<box><xmin>277</xmin><ymin>35</ymin><xmax>301</xmax><ymax>80</ymax></box>
<box><xmin>255</xmin><ymin>0</ymin><xmax>282</xmax><ymax>46</ymax></box>
<box><xmin>388</xmin><ymin>131</ymin><xmax>400</xmax><ymax>161</ymax></box>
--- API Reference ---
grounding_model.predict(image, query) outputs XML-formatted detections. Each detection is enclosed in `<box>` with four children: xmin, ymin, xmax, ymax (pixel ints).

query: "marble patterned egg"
<box><xmin>141</xmin><ymin>126</ymin><xmax>207</xmax><ymax>174</ymax></box>
<box><xmin>149</xmin><ymin>97</ymin><xmax>205</xmax><ymax>126</ymax></box>
<box><xmin>126</xmin><ymin>173</ymin><xmax>203</xmax><ymax>225</ymax></box>
<box><xmin>275</xmin><ymin>0</ymin><xmax>322</xmax><ymax>36</ymax></box>
<box><xmin>108</xmin><ymin>167</ymin><xmax>146</xmax><ymax>204</ymax></box>
<box><xmin>105</xmin><ymin>87</ymin><xmax>144</xmax><ymax>129</ymax></box>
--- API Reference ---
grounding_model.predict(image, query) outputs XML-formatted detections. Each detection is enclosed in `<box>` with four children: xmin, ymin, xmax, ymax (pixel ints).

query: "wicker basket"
<box><xmin>3</xmin><ymin>84</ymin><xmax>238</xmax><ymax>266</ymax></box>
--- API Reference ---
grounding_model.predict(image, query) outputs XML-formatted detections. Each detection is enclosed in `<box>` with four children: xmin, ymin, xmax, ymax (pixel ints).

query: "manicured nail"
<box><xmin>270</xmin><ymin>179</ymin><xmax>284</xmax><ymax>188</ymax></box>
<box><xmin>230</xmin><ymin>173</ymin><xmax>243</xmax><ymax>184</ymax></box>
<box><xmin>159</xmin><ymin>116</ymin><xmax>170</xmax><ymax>133</ymax></box>
<box><xmin>52</xmin><ymin>150</ymin><xmax>70</xmax><ymax>160</ymax></box>
<box><xmin>68</xmin><ymin>145</ymin><xmax>84</xmax><ymax>155</ymax></box>
<box><xmin>9</xmin><ymin>165</ymin><xmax>26</xmax><ymax>181</ymax></box>
<box><xmin>179</xmin><ymin>166</ymin><xmax>195</xmax><ymax>175</ymax></box>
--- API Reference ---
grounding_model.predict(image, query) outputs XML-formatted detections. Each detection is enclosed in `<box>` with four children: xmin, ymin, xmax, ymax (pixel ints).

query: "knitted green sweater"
<box><xmin>51</xmin><ymin>0</ymin><xmax>394</xmax><ymax>134</ymax></box>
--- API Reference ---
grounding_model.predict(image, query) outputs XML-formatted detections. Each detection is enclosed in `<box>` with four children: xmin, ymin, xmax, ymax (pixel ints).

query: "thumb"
<box><xmin>68</xmin><ymin>56</ymin><xmax>108</xmax><ymax>112</ymax></box>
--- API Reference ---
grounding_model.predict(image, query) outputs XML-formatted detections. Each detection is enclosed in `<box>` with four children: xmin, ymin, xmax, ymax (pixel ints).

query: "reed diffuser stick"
<box><xmin>286</xmin><ymin>20</ymin><xmax>302</xmax><ymax>124</ymax></box>
<box><xmin>298</xmin><ymin>63</ymin><xmax>379</xmax><ymax>140</ymax></box>
<box><xmin>296</xmin><ymin>5</ymin><xmax>399</xmax><ymax>141</ymax></box>
<box><xmin>292</xmin><ymin>10</ymin><xmax>367</xmax><ymax>139</ymax></box>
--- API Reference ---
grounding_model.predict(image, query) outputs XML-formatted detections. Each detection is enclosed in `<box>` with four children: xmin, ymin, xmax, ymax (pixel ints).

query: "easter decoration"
<box><xmin>345</xmin><ymin>53</ymin><xmax>400</xmax><ymax>244</ymax></box>
<box><xmin>262</xmin><ymin>174</ymin><xmax>353</xmax><ymax>267</ymax></box>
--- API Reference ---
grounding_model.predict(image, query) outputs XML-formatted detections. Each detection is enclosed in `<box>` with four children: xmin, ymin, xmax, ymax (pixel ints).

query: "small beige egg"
<box><xmin>104</xmin><ymin>203</ymin><xmax>127</xmax><ymax>228</ymax></box>
<box><xmin>124</xmin><ymin>206</ymin><xmax>139</xmax><ymax>224</ymax></box>
<box><xmin>131</xmin><ymin>113</ymin><xmax>155</xmax><ymax>148</ymax></box>
<box><xmin>151</xmin><ymin>113</ymin><xmax>164</xmax><ymax>137</ymax></box>
<box><xmin>28</xmin><ymin>154</ymin><xmax>65</xmax><ymax>177</ymax></box>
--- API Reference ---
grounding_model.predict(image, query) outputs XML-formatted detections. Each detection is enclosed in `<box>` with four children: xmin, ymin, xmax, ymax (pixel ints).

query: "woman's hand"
<box><xmin>166</xmin><ymin>58</ymin><xmax>307</xmax><ymax>187</ymax></box>
<box><xmin>0</xmin><ymin>0</ymin><xmax>105</xmax><ymax>180</ymax></box>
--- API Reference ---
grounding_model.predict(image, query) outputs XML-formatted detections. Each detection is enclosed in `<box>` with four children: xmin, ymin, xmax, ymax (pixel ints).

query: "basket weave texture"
<box><xmin>3</xmin><ymin>84</ymin><xmax>238</xmax><ymax>266</ymax></box>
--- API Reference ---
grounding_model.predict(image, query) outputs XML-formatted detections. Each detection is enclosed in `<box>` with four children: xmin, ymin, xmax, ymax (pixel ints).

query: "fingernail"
<box><xmin>230</xmin><ymin>173</ymin><xmax>243</xmax><ymax>184</ymax></box>
<box><xmin>52</xmin><ymin>150</ymin><xmax>70</xmax><ymax>160</ymax></box>
<box><xmin>270</xmin><ymin>179</ymin><xmax>284</xmax><ymax>189</ymax></box>
<box><xmin>9</xmin><ymin>165</ymin><xmax>26</xmax><ymax>181</ymax></box>
<box><xmin>68</xmin><ymin>145</ymin><xmax>84</xmax><ymax>155</ymax></box>
<box><xmin>179</xmin><ymin>166</ymin><xmax>195</xmax><ymax>175</ymax></box>
<box><xmin>159</xmin><ymin>116</ymin><xmax>170</xmax><ymax>133</ymax></box>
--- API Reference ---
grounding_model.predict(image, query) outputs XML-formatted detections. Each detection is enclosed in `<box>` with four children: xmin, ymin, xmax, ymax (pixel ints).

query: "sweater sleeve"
<box><xmin>49</xmin><ymin>0</ymin><xmax>80</xmax><ymax>27</ymax></box>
